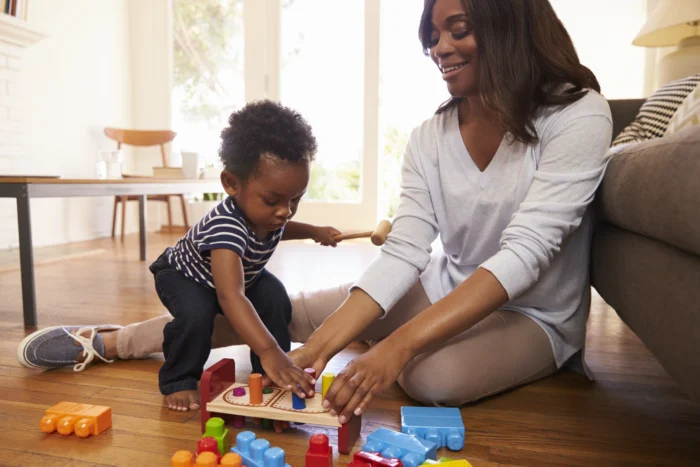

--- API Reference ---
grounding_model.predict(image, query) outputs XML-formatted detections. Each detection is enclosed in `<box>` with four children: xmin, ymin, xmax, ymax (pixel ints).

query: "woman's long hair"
<box><xmin>419</xmin><ymin>0</ymin><xmax>601</xmax><ymax>144</ymax></box>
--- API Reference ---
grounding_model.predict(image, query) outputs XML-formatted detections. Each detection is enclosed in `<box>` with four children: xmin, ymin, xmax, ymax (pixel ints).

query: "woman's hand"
<box><xmin>322</xmin><ymin>340</ymin><xmax>412</xmax><ymax>424</ymax></box>
<box><xmin>312</xmin><ymin>226</ymin><xmax>341</xmax><ymax>247</ymax></box>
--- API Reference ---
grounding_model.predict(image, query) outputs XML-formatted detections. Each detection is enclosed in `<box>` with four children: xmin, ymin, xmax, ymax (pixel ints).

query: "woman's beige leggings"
<box><xmin>115</xmin><ymin>281</ymin><xmax>557</xmax><ymax>405</ymax></box>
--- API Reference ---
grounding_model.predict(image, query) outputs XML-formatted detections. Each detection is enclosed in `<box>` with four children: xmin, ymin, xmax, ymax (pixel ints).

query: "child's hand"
<box><xmin>259</xmin><ymin>348</ymin><xmax>316</xmax><ymax>399</ymax></box>
<box><xmin>312</xmin><ymin>226</ymin><xmax>341</xmax><ymax>247</ymax></box>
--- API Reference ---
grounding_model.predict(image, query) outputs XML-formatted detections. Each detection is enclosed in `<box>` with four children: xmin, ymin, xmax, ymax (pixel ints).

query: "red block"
<box><xmin>196</xmin><ymin>436</ymin><xmax>222</xmax><ymax>463</ymax></box>
<box><xmin>353</xmin><ymin>451</ymin><xmax>403</xmax><ymax>467</ymax></box>
<box><xmin>306</xmin><ymin>433</ymin><xmax>332</xmax><ymax>467</ymax></box>
<box><xmin>347</xmin><ymin>461</ymin><xmax>371</xmax><ymax>467</ymax></box>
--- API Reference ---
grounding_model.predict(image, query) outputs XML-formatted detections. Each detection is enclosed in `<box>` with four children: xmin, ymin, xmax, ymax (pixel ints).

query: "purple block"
<box><xmin>233</xmin><ymin>387</ymin><xmax>247</xmax><ymax>397</ymax></box>
<box><xmin>233</xmin><ymin>415</ymin><xmax>246</xmax><ymax>428</ymax></box>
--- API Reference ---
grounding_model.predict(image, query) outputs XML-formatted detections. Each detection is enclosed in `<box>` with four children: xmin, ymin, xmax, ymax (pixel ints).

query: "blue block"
<box><xmin>362</xmin><ymin>427</ymin><xmax>437</xmax><ymax>467</ymax></box>
<box><xmin>292</xmin><ymin>392</ymin><xmax>306</xmax><ymax>409</ymax></box>
<box><xmin>401</xmin><ymin>407</ymin><xmax>465</xmax><ymax>451</ymax></box>
<box><xmin>231</xmin><ymin>431</ymin><xmax>291</xmax><ymax>467</ymax></box>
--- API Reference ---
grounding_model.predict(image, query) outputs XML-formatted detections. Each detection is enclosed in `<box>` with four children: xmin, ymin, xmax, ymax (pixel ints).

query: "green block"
<box><xmin>203</xmin><ymin>417</ymin><xmax>228</xmax><ymax>455</ymax></box>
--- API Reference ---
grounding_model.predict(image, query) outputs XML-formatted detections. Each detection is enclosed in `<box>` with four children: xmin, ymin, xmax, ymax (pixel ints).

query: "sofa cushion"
<box><xmin>591</xmin><ymin>224</ymin><xmax>700</xmax><ymax>402</ymax></box>
<box><xmin>596</xmin><ymin>126</ymin><xmax>700</xmax><ymax>256</ymax></box>
<box><xmin>612</xmin><ymin>74</ymin><xmax>700</xmax><ymax>147</ymax></box>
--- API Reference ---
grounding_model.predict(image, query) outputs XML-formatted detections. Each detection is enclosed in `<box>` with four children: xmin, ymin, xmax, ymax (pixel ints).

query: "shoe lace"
<box><xmin>64</xmin><ymin>327</ymin><xmax>114</xmax><ymax>372</ymax></box>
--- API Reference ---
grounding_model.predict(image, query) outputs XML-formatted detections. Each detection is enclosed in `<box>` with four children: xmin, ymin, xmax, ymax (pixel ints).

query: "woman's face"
<box><xmin>428</xmin><ymin>0</ymin><xmax>479</xmax><ymax>97</ymax></box>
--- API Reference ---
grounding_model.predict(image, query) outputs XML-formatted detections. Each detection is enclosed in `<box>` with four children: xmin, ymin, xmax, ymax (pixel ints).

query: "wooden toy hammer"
<box><xmin>332</xmin><ymin>220</ymin><xmax>392</xmax><ymax>246</ymax></box>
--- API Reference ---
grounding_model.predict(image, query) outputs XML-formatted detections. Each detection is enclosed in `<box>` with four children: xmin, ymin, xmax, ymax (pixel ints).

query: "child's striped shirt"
<box><xmin>167</xmin><ymin>196</ymin><xmax>283</xmax><ymax>289</ymax></box>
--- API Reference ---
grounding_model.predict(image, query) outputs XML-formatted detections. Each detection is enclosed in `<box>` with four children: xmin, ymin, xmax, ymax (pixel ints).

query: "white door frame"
<box><xmin>243</xmin><ymin>0</ymin><xmax>381</xmax><ymax>232</ymax></box>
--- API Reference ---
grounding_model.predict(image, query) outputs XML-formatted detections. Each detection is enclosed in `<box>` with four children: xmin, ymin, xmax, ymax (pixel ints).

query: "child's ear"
<box><xmin>220</xmin><ymin>170</ymin><xmax>241</xmax><ymax>197</ymax></box>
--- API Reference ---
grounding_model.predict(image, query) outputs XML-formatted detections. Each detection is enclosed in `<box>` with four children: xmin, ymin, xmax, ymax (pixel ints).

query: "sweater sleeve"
<box><xmin>479</xmin><ymin>112</ymin><xmax>613</xmax><ymax>300</ymax></box>
<box><xmin>352</xmin><ymin>129</ymin><xmax>440</xmax><ymax>315</ymax></box>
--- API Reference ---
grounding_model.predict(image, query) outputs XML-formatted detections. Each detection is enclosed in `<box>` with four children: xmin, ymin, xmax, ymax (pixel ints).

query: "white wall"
<box><xmin>0</xmin><ymin>0</ymin><xmax>133</xmax><ymax>249</ymax></box>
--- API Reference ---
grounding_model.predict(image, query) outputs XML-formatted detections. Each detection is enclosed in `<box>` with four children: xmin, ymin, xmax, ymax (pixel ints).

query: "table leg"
<box><xmin>16</xmin><ymin>190</ymin><xmax>37</xmax><ymax>328</ymax></box>
<box><xmin>138</xmin><ymin>195</ymin><xmax>147</xmax><ymax>261</ymax></box>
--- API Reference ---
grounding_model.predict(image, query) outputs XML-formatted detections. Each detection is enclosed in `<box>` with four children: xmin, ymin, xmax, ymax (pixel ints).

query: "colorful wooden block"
<box><xmin>306</xmin><ymin>433</ymin><xmax>333</xmax><ymax>467</ymax></box>
<box><xmin>231</xmin><ymin>431</ymin><xmax>291</xmax><ymax>467</ymax></box>
<box><xmin>401</xmin><ymin>407</ymin><xmax>465</xmax><ymax>451</ymax></box>
<box><xmin>203</xmin><ymin>417</ymin><xmax>229</xmax><ymax>455</ymax></box>
<box><xmin>362</xmin><ymin>428</ymin><xmax>437</xmax><ymax>467</ymax></box>
<box><xmin>40</xmin><ymin>401</ymin><xmax>112</xmax><ymax>438</ymax></box>
<box><xmin>321</xmin><ymin>373</ymin><xmax>334</xmax><ymax>399</ymax></box>
<box><xmin>200</xmin><ymin>359</ymin><xmax>361</xmax><ymax>455</ymax></box>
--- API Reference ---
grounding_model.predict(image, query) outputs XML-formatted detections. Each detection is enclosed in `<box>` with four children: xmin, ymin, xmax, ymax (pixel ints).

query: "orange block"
<box><xmin>249</xmin><ymin>373</ymin><xmax>263</xmax><ymax>405</ymax></box>
<box><xmin>195</xmin><ymin>451</ymin><xmax>218</xmax><ymax>466</ymax></box>
<box><xmin>40</xmin><ymin>401</ymin><xmax>112</xmax><ymax>437</ymax></box>
<box><xmin>171</xmin><ymin>450</ymin><xmax>194</xmax><ymax>467</ymax></box>
<box><xmin>220</xmin><ymin>452</ymin><xmax>243</xmax><ymax>466</ymax></box>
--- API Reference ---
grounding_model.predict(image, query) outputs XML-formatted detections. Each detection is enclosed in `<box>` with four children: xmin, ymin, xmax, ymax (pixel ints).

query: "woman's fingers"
<box><xmin>322</xmin><ymin>366</ymin><xmax>355</xmax><ymax>414</ymax></box>
<box><xmin>337</xmin><ymin>376</ymin><xmax>377</xmax><ymax>424</ymax></box>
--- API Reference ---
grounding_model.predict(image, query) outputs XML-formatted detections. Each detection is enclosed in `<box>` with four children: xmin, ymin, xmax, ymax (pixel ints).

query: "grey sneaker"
<box><xmin>17</xmin><ymin>325</ymin><xmax>121</xmax><ymax>371</ymax></box>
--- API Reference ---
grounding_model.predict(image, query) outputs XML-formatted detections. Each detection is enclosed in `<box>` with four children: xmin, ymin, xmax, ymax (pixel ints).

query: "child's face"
<box><xmin>221</xmin><ymin>154</ymin><xmax>309</xmax><ymax>234</ymax></box>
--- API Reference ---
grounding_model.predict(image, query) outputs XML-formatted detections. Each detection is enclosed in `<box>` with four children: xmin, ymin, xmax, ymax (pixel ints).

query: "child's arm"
<box><xmin>210</xmin><ymin>248</ymin><xmax>314</xmax><ymax>398</ymax></box>
<box><xmin>282</xmin><ymin>221</ymin><xmax>341</xmax><ymax>247</ymax></box>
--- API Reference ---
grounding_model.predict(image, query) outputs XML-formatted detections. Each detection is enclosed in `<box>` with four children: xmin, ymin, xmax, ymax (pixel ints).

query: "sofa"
<box><xmin>591</xmin><ymin>99</ymin><xmax>700</xmax><ymax>402</ymax></box>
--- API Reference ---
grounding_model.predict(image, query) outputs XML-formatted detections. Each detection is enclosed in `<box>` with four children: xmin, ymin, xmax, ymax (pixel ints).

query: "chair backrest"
<box><xmin>104</xmin><ymin>128</ymin><xmax>177</xmax><ymax>167</ymax></box>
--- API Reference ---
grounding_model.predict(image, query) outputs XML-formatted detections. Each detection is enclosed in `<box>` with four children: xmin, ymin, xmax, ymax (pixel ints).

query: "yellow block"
<box><xmin>321</xmin><ymin>373</ymin><xmax>335</xmax><ymax>399</ymax></box>
<box><xmin>420</xmin><ymin>460</ymin><xmax>472</xmax><ymax>467</ymax></box>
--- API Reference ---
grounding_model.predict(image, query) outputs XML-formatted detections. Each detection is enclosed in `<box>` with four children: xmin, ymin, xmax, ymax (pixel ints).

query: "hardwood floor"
<box><xmin>1</xmin><ymin>233</ymin><xmax>699</xmax><ymax>466</ymax></box>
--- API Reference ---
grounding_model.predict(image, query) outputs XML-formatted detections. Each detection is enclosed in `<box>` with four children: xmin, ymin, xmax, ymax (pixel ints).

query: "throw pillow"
<box><xmin>612</xmin><ymin>73</ymin><xmax>700</xmax><ymax>147</ymax></box>
<box><xmin>665</xmin><ymin>79</ymin><xmax>700</xmax><ymax>136</ymax></box>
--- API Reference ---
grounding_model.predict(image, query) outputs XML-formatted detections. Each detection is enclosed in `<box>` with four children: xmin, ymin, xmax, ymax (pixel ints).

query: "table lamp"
<box><xmin>633</xmin><ymin>0</ymin><xmax>700</xmax><ymax>85</ymax></box>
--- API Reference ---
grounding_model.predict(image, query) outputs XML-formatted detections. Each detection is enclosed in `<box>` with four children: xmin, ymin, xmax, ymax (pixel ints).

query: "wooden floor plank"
<box><xmin>0</xmin><ymin>233</ymin><xmax>698</xmax><ymax>465</ymax></box>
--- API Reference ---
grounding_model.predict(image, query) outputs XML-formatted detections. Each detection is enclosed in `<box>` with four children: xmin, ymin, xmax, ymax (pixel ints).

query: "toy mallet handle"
<box><xmin>331</xmin><ymin>220</ymin><xmax>392</xmax><ymax>246</ymax></box>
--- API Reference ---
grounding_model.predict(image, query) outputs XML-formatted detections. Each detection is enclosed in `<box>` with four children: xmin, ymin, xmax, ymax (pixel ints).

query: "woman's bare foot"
<box><xmin>165</xmin><ymin>390</ymin><xmax>200</xmax><ymax>411</ymax></box>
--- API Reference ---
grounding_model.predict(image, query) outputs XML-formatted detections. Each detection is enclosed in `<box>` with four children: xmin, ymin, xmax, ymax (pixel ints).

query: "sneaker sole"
<box><xmin>16</xmin><ymin>326</ymin><xmax>66</xmax><ymax>370</ymax></box>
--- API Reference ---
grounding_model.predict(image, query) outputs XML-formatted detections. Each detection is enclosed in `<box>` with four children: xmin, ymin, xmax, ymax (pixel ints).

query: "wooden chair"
<box><xmin>104</xmin><ymin>128</ymin><xmax>190</xmax><ymax>240</ymax></box>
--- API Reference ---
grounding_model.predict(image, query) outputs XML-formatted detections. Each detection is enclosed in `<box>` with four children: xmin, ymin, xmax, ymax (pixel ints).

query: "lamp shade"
<box><xmin>633</xmin><ymin>0</ymin><xmax>700</xmax><ymax>47</ymax></box>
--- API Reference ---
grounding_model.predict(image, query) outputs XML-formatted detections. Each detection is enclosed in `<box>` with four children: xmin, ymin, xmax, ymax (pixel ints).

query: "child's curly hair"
<box><xmin>219</xmin><ymin>100</ymin><xmax>317</xmax><ymax>180</ymax></box>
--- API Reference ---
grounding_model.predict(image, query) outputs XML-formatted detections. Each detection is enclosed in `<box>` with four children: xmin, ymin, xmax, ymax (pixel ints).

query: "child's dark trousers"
<box><xmin>149</xmin><ymin>249</ymin><xmax>291</xmax><ymax>395</ymax></box>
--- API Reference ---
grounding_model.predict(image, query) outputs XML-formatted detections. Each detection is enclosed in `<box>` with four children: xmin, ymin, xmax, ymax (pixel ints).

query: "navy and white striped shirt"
<box><xmin>167</xmin><ymin>196</ymin><xmax>283</xmax><ymax>289</ymax></box>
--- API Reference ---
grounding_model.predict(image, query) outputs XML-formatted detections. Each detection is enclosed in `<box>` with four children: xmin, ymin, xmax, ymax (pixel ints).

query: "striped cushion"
<box><xmin>612</xmin><ymin>74</ymin><xmax>700</xmax><ymax>147</ymax></box>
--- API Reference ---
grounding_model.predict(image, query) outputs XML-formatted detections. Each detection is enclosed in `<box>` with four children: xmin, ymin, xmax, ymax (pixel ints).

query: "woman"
<box><xmin>18</xmin><ymin>0</ymin><xmax>612</xmax><ymax>425</ymax></box>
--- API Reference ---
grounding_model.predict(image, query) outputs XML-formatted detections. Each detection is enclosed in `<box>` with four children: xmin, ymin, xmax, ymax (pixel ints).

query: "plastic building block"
<box><xmin>196</xmin><ymin>451</ymin><xmax>218</xmax><ymax>466</ymax></box>
<box><xmin>420</xmin><ymin>461</ymin><xmax>471</xmax><ymax>467</ymax></box>
<box><xmin>172</xmin><ymin>450</ymin><xmax>194</xmax><ymax>467</ymax></box>
<box><xmin>203</xmin><ymin>417</ymin><xmax>229</xmax><ymax>455</ymax></box>
<box><xmin>347</xmin><ymin>462</ymin><xmax>371</xmax><ymax>467</ymax></box>
<box><xmin>362</xmin><ymin>428</ymin><xmax>437</xmax><ymax>467</ymax></box>
<box><xmin>420</xmin><ymin>458</ymin><xmax>454</xmax><ymax>464</ymax></box>
<box><xmin>197</xmin><ymin>437</ymin><xmax>222</xmax><ymax>463</ymax></box>
<box><xmin>231</xmin><ymin>431</ymin><xmax>291</xmax><ymax>467</ymax></box>
<box><xmin>220</xmin><ymin>452</ymin><xmax>243</xmax><ymax>466</ymax></box>
<box><xmin>40</xmin><ymin>401</ymin><xmax>112</xmax><ymax>438</ymax></box>
<box><xmin>321</xmin><ymin>373</ymin><xmax>334</xmax><ymax>399</ymax></box>
<box><xmin>401</xmin><ymin>407</ymin><xmax>465</xmax><ymax>451</ymax></box>
<box><xmin>306</xmin><ymin>433</ymin><xmax>333</xmax><ymax>467</ymax></box>
<box><xmin>249</xmin><ymin>373</ymin><xmax>263</xmax><ymax>404</ymax></box>
<box><xmin>354</xmin><ymin>451</ymin><xmax>404</xmax><ymax>466</ymax></box>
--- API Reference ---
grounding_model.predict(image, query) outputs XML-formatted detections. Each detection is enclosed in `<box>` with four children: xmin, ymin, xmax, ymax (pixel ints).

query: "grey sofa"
<box><xmin>591</xmin><ymin>99</ymin><xmax>700</xmax><ymax>402</ymax></box>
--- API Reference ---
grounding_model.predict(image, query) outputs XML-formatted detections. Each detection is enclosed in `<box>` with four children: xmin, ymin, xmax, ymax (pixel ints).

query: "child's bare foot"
<box><xmin>165</xmin><ymin>390</ymin><xmax>200</xmax><ymax>411</ymax></box>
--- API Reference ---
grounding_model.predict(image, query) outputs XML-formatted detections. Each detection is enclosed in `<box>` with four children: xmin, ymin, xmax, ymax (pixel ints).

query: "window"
<box><xmin>172</xmin><ymin>0</ymin><xmax>245</xmax><ymax>169</ymax></box>
<box><xmin>280</xmin><ymin>0</ymin><xmax>365</xmax><ymax>202</ymax></box>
